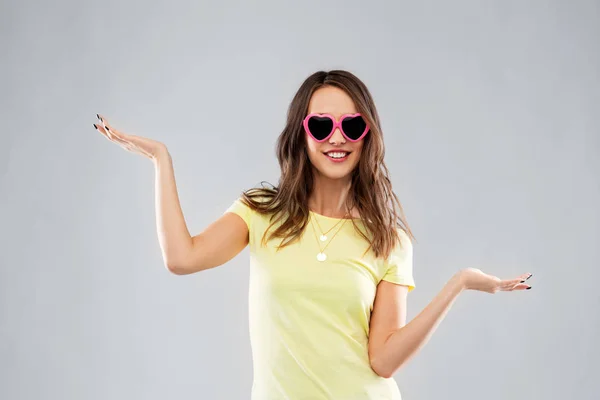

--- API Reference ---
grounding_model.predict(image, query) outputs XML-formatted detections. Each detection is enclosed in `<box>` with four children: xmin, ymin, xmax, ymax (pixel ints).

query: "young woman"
<box><xmin>93</xmin><ymin>70</ymin><xmax>533</xmax><ymax>399</ymax></box>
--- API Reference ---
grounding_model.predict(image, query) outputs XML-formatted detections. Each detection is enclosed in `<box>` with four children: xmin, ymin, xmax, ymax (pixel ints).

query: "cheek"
<box><xmin>350</xmin><ymin>142</ymin><xmax>364</xmax><ymax>160</ymax></box>
<box><xmin>305</xmin><ymin>138</ymin><xmax>322</xmax><ymax>161</ymax></box>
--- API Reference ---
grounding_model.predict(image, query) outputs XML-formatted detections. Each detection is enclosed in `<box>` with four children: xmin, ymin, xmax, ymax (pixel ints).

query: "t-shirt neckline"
<box><xmin>309</xmin><ymin>209</ymin><xmax>362</xmax><ymax>222</ymax></box>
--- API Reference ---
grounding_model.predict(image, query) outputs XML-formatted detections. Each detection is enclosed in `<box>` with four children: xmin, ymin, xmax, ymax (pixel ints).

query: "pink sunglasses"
<box><xmin>302</xmin><ymin>113</ymin><xmax>370</xmax><ymax>142</ymax></box>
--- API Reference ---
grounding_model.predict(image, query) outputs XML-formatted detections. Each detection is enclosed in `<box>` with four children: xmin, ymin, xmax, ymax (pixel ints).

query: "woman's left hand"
<box><xmin>458</xmin><ymin>268</ymin><xmax>532</xmax><ymax>293</ymax></box>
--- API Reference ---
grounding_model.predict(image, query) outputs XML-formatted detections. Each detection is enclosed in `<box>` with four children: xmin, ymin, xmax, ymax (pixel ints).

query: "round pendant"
<box><xmin>317</xmin><ymin>252</ymin><xmax>327</xmax><ymax>262</ymax></box>
<box><xmin>319</xmin><ymin>234</ymin><xmax>327</xmax><ymax>242</ymax></box>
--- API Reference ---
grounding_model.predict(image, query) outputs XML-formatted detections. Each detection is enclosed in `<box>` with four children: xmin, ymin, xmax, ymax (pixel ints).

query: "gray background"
<box><xmin>1</xmin><ymin>0</ymin><xmax>598</xmax><ymax>399</ymax></box>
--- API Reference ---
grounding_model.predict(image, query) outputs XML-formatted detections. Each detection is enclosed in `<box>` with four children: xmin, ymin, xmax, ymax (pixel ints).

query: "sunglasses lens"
<box><xmin>341</xmin><ymin>115</ymin><xmax>368</xmax><ymax>140</ymax></box>
<box><xmin>307</xmin><ymin>116</ymin><xmax>334</xmax><ymax>141</ymax></box>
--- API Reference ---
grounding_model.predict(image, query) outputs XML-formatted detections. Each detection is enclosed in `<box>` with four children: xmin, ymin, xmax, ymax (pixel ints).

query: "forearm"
<box><xmin>371</xmin><ymin>273</ymin><xmax>465</xmax><ymax>378</ymax></box>
<box><xmin>153</xmin><ymin>149</ymin><xmax>193</xmax><ymax>270</ymax></box>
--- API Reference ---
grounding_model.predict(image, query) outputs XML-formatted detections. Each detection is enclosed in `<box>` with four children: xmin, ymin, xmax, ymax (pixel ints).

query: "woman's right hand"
<box><xmin>93</xmin><ymin>114</ymin><xmax>167</xmax><ymax>160</ymax></box>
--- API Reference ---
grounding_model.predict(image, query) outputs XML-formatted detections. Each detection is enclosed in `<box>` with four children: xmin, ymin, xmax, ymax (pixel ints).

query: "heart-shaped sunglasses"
<box><xmin>302</xmin><ymin>113</ymin><xmax>370</xmax><ymax>142</ymax></box>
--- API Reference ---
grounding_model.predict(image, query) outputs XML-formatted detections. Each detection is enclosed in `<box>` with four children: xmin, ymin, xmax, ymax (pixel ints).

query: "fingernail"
<box><xmin>93</xmin><ymin>124</ymin><xmax>97</xmax><ymax>129</ymax></box>
<box><xmin>526</xmin><ymin>286</ymin><xmax>532</xmax><ymax>290</ymax></box>
<box><xmin>521</xmin><ymin>274</ymin><xmax>533</xmax><ymax>283</ymax></box>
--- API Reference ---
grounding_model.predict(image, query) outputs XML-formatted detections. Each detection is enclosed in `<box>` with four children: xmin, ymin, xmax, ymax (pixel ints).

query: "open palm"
<box><xmin>460</xmin><ymin>268</ymin><xmax>532</xmax><ymax>293</ymax></box>
<box><xmin>93</xmin><ymin>114</ymin><xmax>166</xmax><ymax>160</ymax></box>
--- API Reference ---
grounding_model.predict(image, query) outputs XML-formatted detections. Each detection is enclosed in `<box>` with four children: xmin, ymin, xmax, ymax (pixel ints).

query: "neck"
<box><xmin>308</xmin><ymin>173</ymin><xmax>353</xmax><ymax>218</ymax></box>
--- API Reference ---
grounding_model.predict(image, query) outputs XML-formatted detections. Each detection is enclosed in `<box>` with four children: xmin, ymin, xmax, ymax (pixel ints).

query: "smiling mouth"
<box><xmin>323</xmin><ymin>151</ymin><xmax>351</xmax><ymax>160</ymax></box>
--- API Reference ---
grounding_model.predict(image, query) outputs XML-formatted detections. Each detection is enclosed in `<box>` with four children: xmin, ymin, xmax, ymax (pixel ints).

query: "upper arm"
<box><xmin>168</xmin><ymin>199</ymin><xmax>251</xmax><ymax>275</ymax></box>
<box><xmin>368</xmin><ymin>281</ymin><xmax>409</xmax><ymax>365</ymax></box>
<box><xmin>368</xmin><ymin>229</ymin><xmax>416</xmax><ymax>365</ymax></box>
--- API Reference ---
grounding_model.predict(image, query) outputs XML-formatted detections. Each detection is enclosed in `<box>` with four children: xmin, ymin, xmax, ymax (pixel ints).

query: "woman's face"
<box><xmin>305</xmin><ymin>86</ymin><xmax>365</xmax><ymax>181</ymax></box>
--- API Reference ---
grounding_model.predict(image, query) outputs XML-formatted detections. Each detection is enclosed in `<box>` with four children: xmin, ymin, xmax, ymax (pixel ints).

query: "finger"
<box><xmin>96</xmin><ymin>115</ymin><xmax>141</xmax><ymax>147</ymax></box>
<box><xmin>517</xmin><ymin>272</ymin><xmax>533</xmax><ymax>282</ymax></box>
<box><xmin>510</xmin><ymin>283</ymin><xmax>532</xmax><ymax>291</ymax></box>
<box><xmin>98</xmin><ymin>124</ymin><xmax>128</xmax><ymax>146</ymax></box>
<box><xmin>97</xmin><ymin>115</ymin><xmax>124</xmax><ymax>139</ymax></box>
<box><xmin>97</xmin><ymin>125</ymin><xmax>140</xmax><ymax>154</ymax></box>
<box><xmin>500</xmin><ymin>281</ymin><xmax>532</xmax><ymax>291</ymax></box>
<box><xmin>498</xmin><ymin>279</ymin><xmax>526</xmax><ymax>291</ymax></box>
<box><xmin>102</xmin><ymin>122</ymin><xmax>120</xmax><ymax>138</ymax></box>
<box><xmin>94</xmin><ymin>123</ymin><xmax>152</xmax><ymax>158</ymax></box>
<box><xmin>107</xmin><ymin>127</ymin><xmax>134</xmax><ymax>147</ymax></box>
<box><xmin>500</xmin><ymin>278</ymin><xmax>523</xmax><ymax>288</ymax></box>
<box><xmin>503</xmin><ymin>273</ymin><xmax>532</xmax><ymax>287</ymax></box>
<box><xmin>97</xmin><ymin>123</ymin><xmax>126</xmax><ymax>144</ymax></box>
<box><xmin>97</xmin><ymin>114</ymin><xmax>109</xmax><ymax>129</ymax></box>
<box><xmin>94</xmin><ymin>124</ymin><xmax>113</xmax><ymax>142</ymax></box>
<box><xmin>95</xmin><ymin>119</ymin><xmax>155</xmax><ymax>158</ymax></box>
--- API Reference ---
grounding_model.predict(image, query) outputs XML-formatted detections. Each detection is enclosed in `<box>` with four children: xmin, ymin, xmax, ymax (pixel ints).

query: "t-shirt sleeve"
<box><xmin>381</xmin><ymin>229</ymin><xmax>416</xmax><ymax>292</ymax></box>
<box><xmin>224</xmin><ymin>197</ymin><xmax>253</xmax><ymax>230</ymax></box>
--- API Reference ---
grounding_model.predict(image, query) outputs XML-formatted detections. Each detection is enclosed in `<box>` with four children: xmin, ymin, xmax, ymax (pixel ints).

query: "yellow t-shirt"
<box><xmin>225</xmin><ymin>197</ymin><xmax>415</xmax><ymax>400</ymax></box>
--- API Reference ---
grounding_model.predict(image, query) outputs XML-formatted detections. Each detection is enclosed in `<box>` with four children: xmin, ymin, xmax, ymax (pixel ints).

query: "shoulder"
<box><xmin>384</xmin><ymin>225</ymin><xmax>413</xmax><ymax>255</ymax></box>
<box><xmin>226</xmin><ymin>184</ymin><xmax>278</xmax><ymax>224</ymax></box>
<box><xmin>396</xmin><ymin>228</ymin><xmax>412</xmax><ymax>250</ymax></box>
<box><xmin>385</xmin><ymin>228</ymin><xmax>413</xmax><ymax>267</ymax></box>
<box><xmin>239</xmin><ymin>186</ymin><xmax>277</xmax><ymax>213</ymax></box>
<box><xmin>379</xmin><ymin>227</ymin><xmax>416</xmax><ymax>290</ymax></box>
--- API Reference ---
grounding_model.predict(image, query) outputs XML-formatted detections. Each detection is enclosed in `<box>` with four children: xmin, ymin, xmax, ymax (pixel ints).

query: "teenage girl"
<box><xmin>93</xmin><ymin>70</ymin><xmax>533</xmax><ymax>400</ymax></box>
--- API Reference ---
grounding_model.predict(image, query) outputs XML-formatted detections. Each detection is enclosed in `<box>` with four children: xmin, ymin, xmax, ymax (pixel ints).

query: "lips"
<box><xmin>323</xmin><ymin>151</ymin><xmax>350</xmax><ymax>162</ymax></box>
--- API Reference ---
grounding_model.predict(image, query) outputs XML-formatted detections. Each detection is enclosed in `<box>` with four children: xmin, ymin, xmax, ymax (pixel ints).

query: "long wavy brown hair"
<box><xmin>238</xmin><ymin>70</ymin><xmax>415</xmax><ymax>260</ymax></box>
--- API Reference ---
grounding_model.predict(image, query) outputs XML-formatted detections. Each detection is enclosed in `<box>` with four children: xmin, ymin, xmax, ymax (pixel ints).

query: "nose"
<box><xmin>329</xmin><ymin>127</ymin><xmax>346</xmax><ymax>144</ymax></box>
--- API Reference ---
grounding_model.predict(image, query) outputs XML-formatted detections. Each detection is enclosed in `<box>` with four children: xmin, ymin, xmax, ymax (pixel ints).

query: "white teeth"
<box><xmin>326</xmin><ymin>152</ymin><xmax>348</xmax><ymax>159</ymax></box>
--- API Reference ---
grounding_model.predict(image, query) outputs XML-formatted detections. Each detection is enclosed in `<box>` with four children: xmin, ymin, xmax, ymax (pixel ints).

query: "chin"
<box><xmin>308</xmin><ymin>150</ymin><xmax>360</xmax><ymax>181</ymax></box>
<box><xmin>314</xmin><ymin>163</ymin><xmax>357</xmax><ymax>181</ymax></box>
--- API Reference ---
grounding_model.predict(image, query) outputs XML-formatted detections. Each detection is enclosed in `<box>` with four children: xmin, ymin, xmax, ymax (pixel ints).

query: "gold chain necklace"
<box><xmin>312</xmin><ymin>210</ymin><xmax>349</xmax><ymax>242</ymax></box>
<box><xmin>309</xmin><ymin>214</ymin><xmax>349</xmax><ymax>262</ymax></box>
